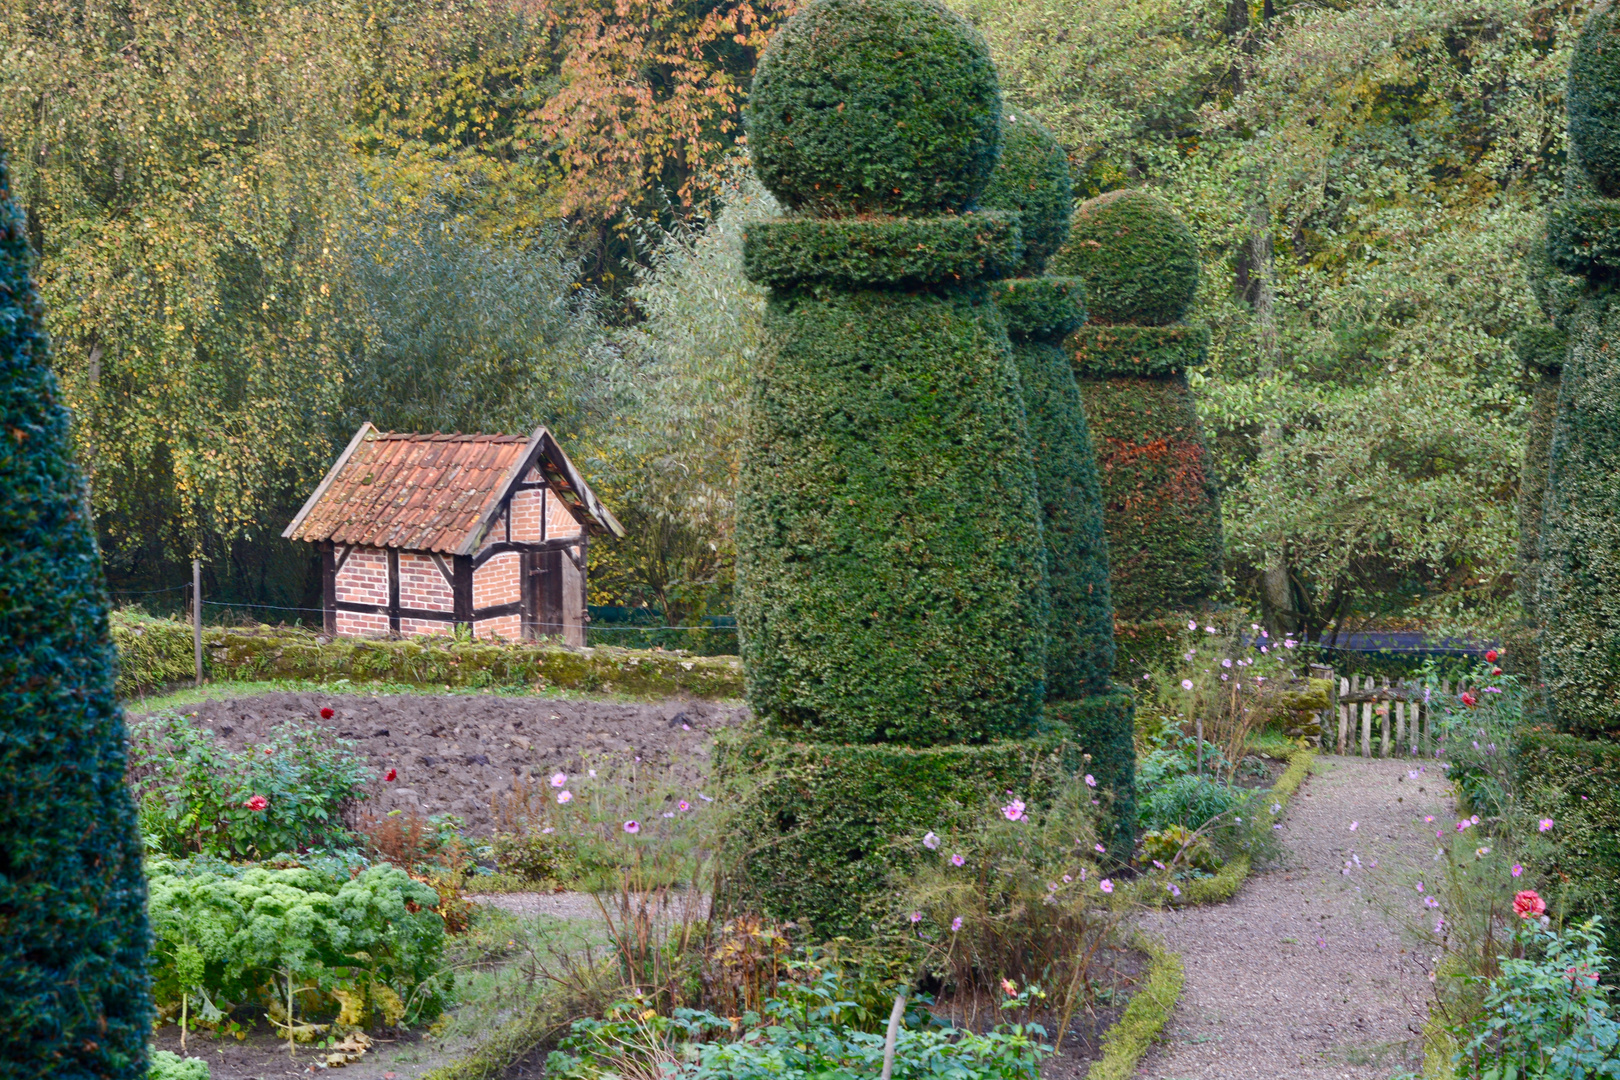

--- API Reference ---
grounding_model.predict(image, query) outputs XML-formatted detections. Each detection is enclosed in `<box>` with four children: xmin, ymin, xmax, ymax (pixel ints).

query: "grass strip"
<box><xmin>1086</xmin><ymin>932</ymin><xmax>1183</xmax><ymax>1080</ymax></box>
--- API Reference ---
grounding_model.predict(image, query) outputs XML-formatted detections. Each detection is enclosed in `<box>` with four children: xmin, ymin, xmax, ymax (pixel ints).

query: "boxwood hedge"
<box><xmin>1517</xmin><ymin>730</ymin><xmax>1620</xmax><ymax>947</ymax></box>
<box><xmin>979</xmin><ymin>109</ymin><xmax>1073</xmax><ymax>276</ymax></box>
<box><xmin>1049</xmin><ymin>190</ymin><xmax>1200</xmax><ymax>326</ymax></box>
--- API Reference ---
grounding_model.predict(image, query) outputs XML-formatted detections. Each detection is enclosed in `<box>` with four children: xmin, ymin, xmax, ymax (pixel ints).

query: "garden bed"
<box><xmin>132</xmin><ymin>690</ymin><xmax>747</xmax><ymax>837</ymax></box>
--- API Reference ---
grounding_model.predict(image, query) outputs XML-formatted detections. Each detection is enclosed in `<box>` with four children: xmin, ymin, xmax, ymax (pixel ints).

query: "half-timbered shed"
<box><xmin>283</xmin><ymin>424</ymin><xmax>625</xmax><ymax>644</ymax></box>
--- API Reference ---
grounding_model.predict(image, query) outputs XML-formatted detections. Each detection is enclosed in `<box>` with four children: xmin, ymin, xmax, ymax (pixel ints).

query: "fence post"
<box><xmin>1338</xmin><ymin>677</ymin><xmax>1350</xmax><ymax>754</ymax></box>
<box><xmin>1380</xmin><ymin>676</ymin><xmax>1391</xmax><ymax>757</ymax></box>
<box><xmin>1360</xmin><ymin>677</ymin><xmax>1372</xmax><ymax>758</ymax></box>
<box><xmin>192</xmin><ymin>558</ymin><xmax>203</xmax><ymax>687</ymax></box>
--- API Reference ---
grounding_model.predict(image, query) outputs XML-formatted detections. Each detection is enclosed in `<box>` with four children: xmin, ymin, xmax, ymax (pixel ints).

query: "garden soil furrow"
<box><xmin>1136</xmin><ymin>756</ymin><xmax>1450</xmax><ymax>1079</ymax></box>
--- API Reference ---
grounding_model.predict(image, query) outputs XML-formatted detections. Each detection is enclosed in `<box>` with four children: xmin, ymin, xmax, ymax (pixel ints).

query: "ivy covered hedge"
<box><xmin>109</xmin><ymin>613</ymin><xmax>745</xmax><ymax>700</ymax></box>
<box><xmin>742</xmin><ymin>213</ymin><xmax>1023</xmax><ymax>290</ymax></box>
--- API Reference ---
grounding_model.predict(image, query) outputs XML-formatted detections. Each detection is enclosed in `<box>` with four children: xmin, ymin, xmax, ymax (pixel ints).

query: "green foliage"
<box><xmin>0</xmin><ymin>155</ymin><xmax>152</xmax><ymax>1075</ymax></box>
<box><xmin>1453</xmin><ymin>920</ymin><xmax>1620</xmax><ymax>1080</ymax></box>
<box><xmin>1110</xmin><ymin>617</ymin><xmax>1189</xmax><ymax>681</ymax></box>
<box><xmin>150</xmin><ymin>1050</ymin><xmax>211</xmax><ymax>1080</ymax></box>
<box><xmin>146</xmin><ymin>858</ymin><xmax>449</xmax><ymax>1032</ymax></box>
<box><xmin>1547</xmin><ymin>198</ymin><xmax>1620</xmax><ymax>279</ymax></box>
<box><xmin>990</xmin><ymin>277</ymin><xmax>1087</xmax><ymax>341</ymax></box>
<box><xmin>1045</xmin><ymin>693</ymin><xmax>1135</xmax><ymax>852</ymax></box>
<box><xmin>129</xmin><ymin>714</ymin><xmax>372</xmax><ymax>859</ymax></box>
<box><xmin>1137</xmin><ymin>774</ymin><xmax>1245</xmax><ymax>834</ymax></box>
<box><xmin>979</xmin><ymin>109</ymin><xmax>1073</xmax><ymax>275</ymax></box>
<box><xmin>747</xmin><ymin>0</ymin><xmax>1002</xmax><ymax>218</ymax></box>
<box><xmin>1567</xmin><ymin>5</ymin><xmax>1620</xmax><ymax>199</ymax></box>
<box><xmin>1077</xmin><ymin>375</ymin><xmax>1222</xmax><ymax>617</ymax></box>
<box><xmin>999</xmin><ymin>288</ymin><xmax>1114</xmax><ymax>700</ymax></box>
<box><xmin>112</xmin><ymin>607</ymin><xmax>203</xmax><ymax>696</ymax></box>
<box><xmin>1066</xmin><ymin>324</ymin><xmax>1210</xmax><ymax>378</ymax></box>
<box><xmin>735</xmin><ymin>282</ymin><xmax>1049</xmax><ymax>746</ymax></box>
<box><xmin>1517</xmin><ymin>730</ymin><xmax>1620</xmax><ymax>942</ymax></box>
<box><xmin>1050</xmin><ymin>190</ymin><xmax>1200</xmax><ymax>327</ymax></box>
<box><xmin>1538</xmin><ymin>293</ymin><xmax>1620</xmax><ymax>738</ymax></box>
<box><xmin>722</xmin><ymin>732</ymin><xmax>1082</xmax><ymax>938</ymax></box>
<box><xmin>548</xmin><ymin>973</ymin><xmax>1047</xmax><ymax>1080</ymax></box>
<box><xmin>742</xmin><ymin>214</ymin><xmax>1023</xmax><ymax>289</ymax></box>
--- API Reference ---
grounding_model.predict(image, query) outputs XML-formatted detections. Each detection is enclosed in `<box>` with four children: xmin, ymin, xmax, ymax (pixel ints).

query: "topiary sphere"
<box><xmin>979</xmin><ymin>108</ymin><xmax>1072</xmax><ymax>275</ymax></box>
<box><xmin>1569</xmin><ymin>6</ymin><xmax>1620</xmax><ymax>198</ymax></box>
<box><xmin>1049</xmin><ymin>189</ymin><xmax>1199</xmax><ymax>326</ymax></box>
<box><xmin>747</xmin><ymin>0</ymin><xmax>1002</xmax><ymax>218</ymax></box>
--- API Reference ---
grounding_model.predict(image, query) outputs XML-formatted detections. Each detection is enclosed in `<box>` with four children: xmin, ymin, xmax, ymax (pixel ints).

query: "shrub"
<box><xmin>1049</xmin><ymin>190</ymin><xmax>1200</xmax><ymax>326</ymax></box>
<box><xmin>1567</xmin><ymin>5</ymin><xmax>1620</xmax><ymax>198</ymax></box>
<box><xmin>1517</xmin><ymin>729</ymin><xmax>1620</xmax><ymax>946</ymax></box>
<box><xmin>746</xmin><ymin>0</ymin><xmax>1001</xmax><ymax>218</ymax></box>
<box><xmin>146</xmin><ymin>858</ymin><xmax>449</xmax><ymax>1044</ymax></box>
<box><xmin>979</xmin><ymin>109</ymin><xmax>1073</xmax><ymax>276</ymax></box>
<box><xmin>129</xmin><ymin>713</ymin><xmax>372</xmax><ymax>859</ymax></box>
<box><xmin>149</xmin><ymin>1050</ymin><xmax>210</xmax><ymax>1080</ymax></box>
<box><xmin>0</xmin><ymin>154</ymin><xmax>152</xmax><ymax>1074</ymax></box>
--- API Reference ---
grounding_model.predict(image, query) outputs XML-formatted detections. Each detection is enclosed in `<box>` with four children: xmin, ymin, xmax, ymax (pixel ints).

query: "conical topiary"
<box><xmin>1540</xmin><ymin>5</ymin><xmax>1620</xmax><ymax>738</ymax></box>
<box><xmin>731</xmin><ymin>0</ymin><xmax>1084</xmax><ymax>937</ymax></box>
<box><xmin>980</xmin><ymin>110</ymin><xmax>1134</xmax><ymax>851</ymax></box>
<box><xmin>1049</xmin><ymin>189</ymin><xmax>1223</xmax><ymax>619</ymax></box>
<box><xmin>0</xmin><ymin>155</ymin><xmax>152</xmax><ymax>1073</ymax></box>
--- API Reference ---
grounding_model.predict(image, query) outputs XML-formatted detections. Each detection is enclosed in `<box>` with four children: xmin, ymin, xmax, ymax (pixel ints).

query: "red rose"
<box><xmin>320</xmin><ymin>707</ymin><xmax>335</xmax><ymax>720</ymax></box>
<box><xmin>384</xmin><ymin>768</ymin><xmax>397</xmax><ymax>782</ymax></box>
<box><xmin>1485</xmin><ymin>650</ymin><xmax>1499</xmax><ymax>663</ymax></box>
<box><xmin>1461</xmin><ymin>691</ymin><xmax>1478</xmax><ymax>707</ymax></box>
<box><xmin>244</xmin><ymin>794</ymin><xmax>269</xmax><ymax>812</ymax></box>
<box><xmin>1513</xmin><ymin>889</ymin><xmax>1546</xmax><ymax>919</ymax></box>
<box><xmin>1492</xmin><ymin>667</ymin><xmax>1502</xmax><ymax>676</ymax></box>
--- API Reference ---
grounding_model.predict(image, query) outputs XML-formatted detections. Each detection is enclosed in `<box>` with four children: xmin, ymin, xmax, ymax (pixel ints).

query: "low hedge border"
<box><xmin>1086</xmin><ymin>932</ymin><xmax>1184</xmax><ymax>1080</ymax></box>
<box><xmin>110</xmin><ymin>614</ymin><xmax>744</xmax><ymax>701</ymax></box>
<box><xmin>742</xmin><ymin>213</ymin><xmax>1022</xmax><ymax>289</ymax></box>
<box><xmin>1066</xmin><ymin>324</ymin><xmax>1210</xmax><ymax>377</ymax></box>
<box><xmin>1547</xmin><ymin>197</ymin><xmax>1620</xmax><ymax>278</ymax></box>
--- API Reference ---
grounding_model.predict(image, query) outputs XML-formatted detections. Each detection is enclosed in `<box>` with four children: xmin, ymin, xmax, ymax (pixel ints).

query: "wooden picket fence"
<box><xmin>1329</xmin><ymin>672</ymin><xmax>1463</xmax><ymax>758</ymax></box>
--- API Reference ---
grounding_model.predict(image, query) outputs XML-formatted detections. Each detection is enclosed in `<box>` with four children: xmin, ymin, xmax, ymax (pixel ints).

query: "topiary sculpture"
<box><xmin>732</xmin><ymin>0</ymin><xmax>1078</xmax><ymax>937</ymax></box>
<box><xmin>1540</xmin><ymin>5</ymin><xmax>1620</xmax><ymax>738</ymax></box>
<box><xmin>0</xmin><ymin>154</ymin><xmax>152</xmax><ymax>1073</ymax></box>
<box><xmin>980</xmin><ymin>110</ymin><xmax>1135</xmax><ymax>851</ymax></box>
<box><xmin>1049</xmin><ymin>189</ymin><xmax>1223</xmax><ymax>619</ymax></box>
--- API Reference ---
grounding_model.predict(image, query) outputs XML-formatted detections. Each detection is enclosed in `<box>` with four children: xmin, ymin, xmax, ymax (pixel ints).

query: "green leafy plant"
<box><xmin>129</xmin><ymin>713</ymin><xmax>372</xmax><ymax>859</ymax></box>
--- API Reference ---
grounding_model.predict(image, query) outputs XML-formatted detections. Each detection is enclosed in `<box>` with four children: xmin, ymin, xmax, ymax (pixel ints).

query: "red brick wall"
<box><xmin>399</xmin><ymin>553</ymin><xmax>453</xmax><ymax>613</ymax></box>
<box><xmin>335</xmin><ymin>547</ymin><xmax>388</xmax><ymax>636</ymax></box>
<box><xmin>473</xmin><ymin>550</ymin><xmax>521</xmax><ymax>640</ymax></box>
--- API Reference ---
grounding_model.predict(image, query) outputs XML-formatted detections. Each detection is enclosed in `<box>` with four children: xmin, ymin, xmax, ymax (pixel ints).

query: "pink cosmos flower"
<box><xmin>1181</xmin><ymin>679</ymin><xmax>1194</xmax><ymax>691</ymax></box>
<box><xmin>1085</xmin><ymin>774</ymin><xmax>1097</xmax><ymax>788</ymax></box>
<box><xmin>550</xmin><ymin>772</ymin><xmax>568</xmax><ymax>788</ymax></box>
<box><xmin>950</xmin><ymin>854</ymin><xmax>965</xmax><ymax>867</ymax></box>
<box><xmin>1512</xmin><ymin>864</ymin><xmax>1523</xmax><ymax>878</ymax></box>
<box><xmin>909</xmin><ymin>911</ymin><xmax>922</xmax><ymax>923</ymax></box>
<box><xmin>1062</xmin><ymin>874</ymin><xmax>1072</xmax><ymax>883</ymax></box>
<box><xmin>1095</xmin><ymin>843</ymin><xmax>1106</xmax><ymax>853</ymax></box>
<box><xmin>678</xmin><ymin>800</ymin><xmax>690</xmax><ymax>812</ymax></box>
<box><xmin>557</xmin><ymin>790</ymin><xmax>573</xmax><ymax>804</ymax></box>
<box><xmin>1221</xmin><ymin>659</ymin><xmax>1232</xmax><ymax>669</ymax></box>
<box><xmin>923</xmin><ymin>831</ymin><xmax>940</xmax><ymax>850</ymax></box>
<box><xmin>662</xmin><ymin>812</ymin><xmax>675</xmax><ymax>818</ymax></box>
<box><xmin>951</xmin><ymin>917</ymin><xmax>963</xmax><ymax>932</ymax></box>
<box><xmin>243</xmin><ymin>795</ymin><xmax>268</xmax><ymax>811</ymax></box>
<box><xmin>623</xmin><ymin>820</ymin><xmax>640</xmax><ymax>834</ymax></box>
<box><xmin>1099</xmin><ymin>879</ymin><xmax>1114</xmax><ymax>893</ymax></box>
<box><xmin>1424</xmin><ymin>815</ymin><xmax>1435</xmax><ymax>823</ymax></box>
<box><xmin>1539</xmin><ymin>818</ymin><xmax>1555</xmax><ymax>833</ymax></box>
<box><xmin>1188</xmin><ymin>620</ymin><xmax>1198</xmax><ymax>631</ymax></box>
<box><xmin>1002</xmin><ymin>799</ymin><xmax>1026</xmax><ymax>821</ymax></box>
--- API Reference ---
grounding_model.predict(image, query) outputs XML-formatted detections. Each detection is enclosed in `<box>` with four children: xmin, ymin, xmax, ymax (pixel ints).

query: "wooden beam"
<box><xmin>472</xmin><ymin>537</ymin><xmax>583</xmax><ymax>570</ymax></box>
<box><xmin>334</xmin><ymin>600</ymin><xmax>457</xmax><ymax>622</ymax></box>
<box><xmin>453</xmin><ymin>554</ymin><xmax>474</xmax><ymax>632</ymax></box>
<box><xmin>473</xmin><ymin>600</ymin><xmax>524</xmax><ymax>621</ymax></box>
<box><xmin>387</xmin><ymin>548</ymin><xmax>401</xmax><ymax>633</ymax></box>
<box><xmin>321</xmin><ymin>542</ymin><xmax>337</xmax><ymax>635</ymax></box>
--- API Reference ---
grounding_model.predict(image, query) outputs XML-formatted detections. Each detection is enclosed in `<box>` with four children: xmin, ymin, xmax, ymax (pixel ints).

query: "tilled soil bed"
<box><xmin>136</xmin><ymin>691</ymin><xmax>749</xmax><ymax>836</ymax></box>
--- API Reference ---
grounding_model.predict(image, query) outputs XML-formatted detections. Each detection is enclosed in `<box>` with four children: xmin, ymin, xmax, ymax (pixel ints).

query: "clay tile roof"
<box><xmin>282</xmin><ymin>424</ymin><xmax>624</xmax><ymax>555</ymax></box>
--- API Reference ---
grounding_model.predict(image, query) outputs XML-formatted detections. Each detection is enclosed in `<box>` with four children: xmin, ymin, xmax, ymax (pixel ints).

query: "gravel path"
<box><xmin>1137</xmin><ymin>755</ymin><xmax>1452</xmax><ymax>1079</ymax></box>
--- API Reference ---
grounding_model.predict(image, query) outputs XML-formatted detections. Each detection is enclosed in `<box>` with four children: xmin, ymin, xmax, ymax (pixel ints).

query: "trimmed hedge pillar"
<box><xmin>980</xmin><ymin>110</ymin><xmax>1135</xmax><ymax>851</ymax></box>
<box><xmin>1540</xmin><ymin>5</ymin><xmax>1620</xmax><ymax>738</ymax></box>
<box><xmin>731</xmin><ymin>0</ymin><xmax>1070</xmax><ymax>936</ymax></box>
<box><xmin>1049</xmin><ymin>191</ymin><xmax>1223</xmax><ymax>620</ymax></box>
<box><xmin>0</xmin><ymin>157</ymin><xmax>152</xmax><ymax>1072</ymax></box>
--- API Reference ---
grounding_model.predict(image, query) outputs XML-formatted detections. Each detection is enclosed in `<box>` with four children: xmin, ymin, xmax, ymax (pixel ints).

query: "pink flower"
<box><xmin>550</xmin><ymin>772</ymin><xmax>568</xmax><ymax>788</ymax></box>
<box><xmin>678</xmin><ymin>800</ymin><xmax>690</xmax><ymax>812</ymax></box>
<box><xmin>1485</xmin><ymin>649</ymin><xmax>1499</xmax><ymax>663</ymax></box>
<box><xmin>623</xmin><ymin>820</ymin><xmax>640</xmax><ymax>834</ymax></box>
<box><xmin>1512</xmin><ymin>864</ymin><xmax>1523</xmax><ymax>878</ymax></box>
<box><xmin>1424</xmin><ymin>815</ymin><xmax>1435</xmax><ymax>823</ymax></box>
<box><xmin>1513</xmin><ymin>890</ymin><xmax>1546</xmax><ymax>919</ymax></box>
<box><xmin>1062</xmin><ymin>874</ymin><xmax>1072</xmax><ymax>883</ymax></box>
<box><xmin>1001</xmin><ymin>978</ymin><xmax>1018</xmax><ymax>996</ymax></box>
<box><xmin>909</xmin><ymin>911</ymin><xmax>922</xmax><ymax>923</ymax></box>
<box><xmin>1539</xmin><ymin>818</ymin><xmax>1555</xmax><ymax>833</ymax></box>
<box><xmin>951</xmin><ymin>916</ymin><xmax>963</xmax><ymax>932</ymax></box>
<box><xmin>1085</xmin><ymin>774</ymin><xmax>1097</xmax><ymax>788</ymax></box>
<box><xmin>1181</xmin><ymin>679</ymin><xmax>1194</xmax><ymax>691</ymax></box>
<box><xmin>1099</xmin><ymin>879</ymin><xmax>1114</xmax><ymax>894</ymax></box>
<box><xmin>384</xmin><ymin>768</ymin><xmax>397</xmax><ymax>782</ymax></box>
<box><xmin>243</xmin><ymin>795</ymin><xmax>268</xmax><ymax>812</ymax></box>
<box><xmin>557</xmin><ymin>790</ymin><xmax>573</xmax><ymax>804</ymax></box>
<box><xmin>1169</xmin><ymin>883</ymin><xmax>1181</xmax><ymax>898</ymax></box>
<box><xmin>1416</xmin><ymin>882</ymin><xmax>1424</xmax><ymax>892</ymax></box>
<box><xmin>1283</xmin><ymin>639</ymin><xmax>1298</xmax><ymax>649</ymax></box>
<box><xmin>1460</xmin><ymin>691</ymin><xmax>1478</xmax><ymax>708</ymax></box>
<box><xmin>950</xmin><ymin>854</ymin><xmax>965</xmax><ymax>867</ymax></box>
<box><xmin>1349</xmin><ymin>821</ymin><xmax>1359</xmax><ymax>831</ymax></box>
<box><xmin>320</xmin><ymin>707</ymin><xmax>334</xmax><ymax>720</ymax></box>
<box><xmin>1221</xmin><ymin>659</ymin><xmax>1232</xmax><ymax>669</ymax></box>
<box><xmin>1095</xmin><ymin>843</ymin><xmax>1106</xmax><ymax>853</ymax></box>
<box><xmin>1188</xmin><ymin>620</ymin><xmax>1197</xmax><ymax>631</ymax></box>
<box><xmin>923</xmin><ymin>831</ymin><xmax>940</xmax><ymax>850</ymax></box>
<box><xmin>1002</xmin><ymin>799</ymin><xmax>1026</xmax><ymax>821</ymax></box>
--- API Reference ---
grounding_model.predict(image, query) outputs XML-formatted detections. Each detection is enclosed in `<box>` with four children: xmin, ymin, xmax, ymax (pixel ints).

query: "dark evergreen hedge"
<box><xmin>1049</xmin><ymin>190</ymin><xmax>1200</xmax><ymax>326</ymax></box>
<box><xmin>1547</xmin><ymin>198</ymin><xmax>1620</xmax><ymax>279</ymax></box>
<box><xmin>1078</xmin><ymin>375</ymin><xmax>1223</xmax><ymax>618</ymax></box>
<box><xmin>742</xmin><ymin>213</ymin><xmax>1023</xmax><ymax>290</ymax></box>
<box><xmin>990</xmin><ymin>277</ymin><xmax>1086</xmax><ymax>340</ymax></box>
<box><xmin>747</xmin><ymin>0</ymin><xmax>1001</xmax><ymax>218</ymax></box>
<box><xmin>1538</xmin><ymin>295</ymin><xmax>1620</xmax><ymax>738</ymax></box>
<box><xmin>0</xmin><ymin>157</ymin><xmax>151</xmax><ymax>1075</ymax></box>
<box><xmin>979</xmin><ymin>109</ymin><xmax>1073</xmax><ymax>276</ymax></box>
<box><xmin>736</xmin><ymin>282</ymin><xmax>1050</xmax><ymax>746</ymax></box>
<box><xmin>1517</xmin><ymin>729</ymin><xmax>1620</xmax><ymax>949</ymax></box>
<box><xmin>1568</xmin><ymin>5</ymin><xmax>1620</xmax><ymax>199</ymax></box>
<box><xmin>1508</xmin><ymin>359</ymin><xmax>1560</xmax><ymax>684</ymax></box>
<box><xmin>721</xmin><ymin>732</ymin><xmax>1084</xmax><ymax>938</ymax></box>
<box><xmin>1067</xmin><ymin>323</ymin><xmax>1211</xmax><ymax>377</ymax></box>
<box><xmin>1045</xmin><ymin>691</ymin><xmax>1135</xmax><ymax>855</ymax></box>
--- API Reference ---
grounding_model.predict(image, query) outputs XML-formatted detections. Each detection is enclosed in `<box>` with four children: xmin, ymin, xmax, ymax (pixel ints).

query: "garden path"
<box><xmin>1136</xmin><ymin>755</ymin><xmax>1451</xmax><ymax>1080</ymax></box>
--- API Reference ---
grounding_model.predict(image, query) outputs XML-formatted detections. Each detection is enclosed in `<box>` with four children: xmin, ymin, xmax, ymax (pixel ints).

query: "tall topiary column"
<box><xmin>0</xmin><ymin>157</ymin><xmax>152</xmax><ymax>1073</ymax></box>
<box><xmin>731</xmin><ymin>0</ymin><xmax>1077</xmax><ymax>936</ymax></box>
<box><xmin>1048</xmin><ymin>190</ymin><xmax>1223</xmax><ymax>620</ymax></box>
<box><xmin>979</xmin><ymin>111</ymin><xmax>1135</xmax><ymax>850</ymax></box>
<box><xmin>1540</xmin><ymin>6</ymin><xmax>1620</xmax><ymax>738</ymax></box>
